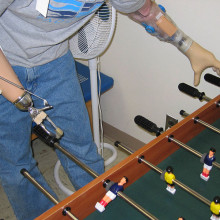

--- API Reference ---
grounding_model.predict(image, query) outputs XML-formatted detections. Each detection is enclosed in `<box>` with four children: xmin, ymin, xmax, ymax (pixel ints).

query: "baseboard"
<box><xmin>103</xmin><ymin>122</ymin><xmax>146</xmax><ymax>152</ymax></box>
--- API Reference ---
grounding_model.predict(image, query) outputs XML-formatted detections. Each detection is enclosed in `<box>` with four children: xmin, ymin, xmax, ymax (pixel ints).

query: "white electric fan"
<box><xmin>54</xmin><ymin>1</ymin><xmax>117</xmax><ymax>196</ymax></box>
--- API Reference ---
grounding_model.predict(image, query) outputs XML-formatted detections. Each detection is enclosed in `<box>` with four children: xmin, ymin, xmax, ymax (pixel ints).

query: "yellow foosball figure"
<box><xmin>164</xmin><ymin>166</ymin><xmax>176</xmax><ymax>195</ymax></box>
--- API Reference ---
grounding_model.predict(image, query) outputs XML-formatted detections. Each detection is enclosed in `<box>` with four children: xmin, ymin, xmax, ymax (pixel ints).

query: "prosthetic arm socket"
<box><xmin>135</xmin><ymin>1</ymin><xmax>193</xmax><ymax>53</ymax></box>
<box><xmin>0</xmin><ymin>49</ymin><xmax>32</xmax><ymax>110</ymax></box>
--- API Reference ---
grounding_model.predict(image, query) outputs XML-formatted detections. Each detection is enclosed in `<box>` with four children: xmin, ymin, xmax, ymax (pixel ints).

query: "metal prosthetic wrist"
<box><xmin>13</xmin><ymin>91</ymin><xmax>33</xmax><ymax>111</ymax></box>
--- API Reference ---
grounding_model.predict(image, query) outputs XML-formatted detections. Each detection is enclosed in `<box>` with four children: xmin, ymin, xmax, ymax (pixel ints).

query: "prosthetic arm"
<box><xmin>129</xmin><ymin>1</ymin><xmax>192</xmax><ymax>53</ymax></box>
<box><xmin>128</xmin><ymin>0</ymin><xmax>220</xmax><ymax>86</ymax></box>
<box><xmin>0</xmin><ymin>48</ymin><xmax>63</xmax><ymax>139</ymax></box>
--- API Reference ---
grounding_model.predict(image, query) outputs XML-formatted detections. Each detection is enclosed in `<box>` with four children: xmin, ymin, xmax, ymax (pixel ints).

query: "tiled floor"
<box><xmin>0</xmin><ymin>138</ymin><xmax>128</xmax><ymax>220</ymax></box>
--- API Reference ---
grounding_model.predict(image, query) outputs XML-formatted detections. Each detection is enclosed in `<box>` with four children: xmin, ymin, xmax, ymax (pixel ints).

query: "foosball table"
<box><xmin>35</xmin><ymin>94</ymin><xmax>220</xmax><ymax>220</ymax></box>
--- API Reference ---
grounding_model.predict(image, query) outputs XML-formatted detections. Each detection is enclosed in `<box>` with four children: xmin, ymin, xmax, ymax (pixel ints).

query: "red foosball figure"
<box><xmin>200</xmin><ymin>147</ymin><xmax>216</xmax><ymax>181</ymax></box>
<box><xmin>95</xmin><ymin>176</ymin><xmax>128</xmax><ymax>212</ymax></box>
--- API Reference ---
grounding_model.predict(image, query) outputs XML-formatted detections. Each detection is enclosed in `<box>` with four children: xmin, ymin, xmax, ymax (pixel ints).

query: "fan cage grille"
<box><xmin>70</xmin><ymin>2</ymin><xmax>115</xmax><ymax>60</ymax></box>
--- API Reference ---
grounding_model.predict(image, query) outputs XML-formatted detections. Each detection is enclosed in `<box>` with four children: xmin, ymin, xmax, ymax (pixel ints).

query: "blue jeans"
<box><xmin>0</xmin><ymin>51</ymin><xmax>104</xmax><ymax>220</ymax></box>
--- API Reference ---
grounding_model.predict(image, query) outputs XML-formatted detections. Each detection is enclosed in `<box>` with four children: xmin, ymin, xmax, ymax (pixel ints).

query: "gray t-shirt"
<box><xmin>0</xmin><ymin>0</ymin><xmax>145</xmax><ymax>67</ymax></box>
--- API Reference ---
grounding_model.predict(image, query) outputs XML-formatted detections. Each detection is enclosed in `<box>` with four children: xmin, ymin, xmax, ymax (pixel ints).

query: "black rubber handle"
<box><xmin>179</xmin><ymin>110</ymin><xmax>185</xmax><ymax>116</ymax></box>
<box><xmin>178</xmin><ymin>83</ymin><xmax>205</xmax><ymax>100</ymax></box>
<box><xmin>134</xmin><ymin>115</ymin><xmax>163</xmax><ymax>136</ymax></box>
<box><xmin>204</xmin><ymin>73</ymin><xmax>220</xmax><ymax>87</ymax></box>
<box><xmin>33</xmin><ymin>125</ymin><xmax>58</xmax><ymax>147</ymax></box>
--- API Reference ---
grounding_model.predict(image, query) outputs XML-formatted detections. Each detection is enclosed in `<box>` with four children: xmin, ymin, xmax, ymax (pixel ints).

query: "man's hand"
<box><xmin>185</xmin><ymin>42</ymin><xmax>220</xmax><ymax>86</ymax></box>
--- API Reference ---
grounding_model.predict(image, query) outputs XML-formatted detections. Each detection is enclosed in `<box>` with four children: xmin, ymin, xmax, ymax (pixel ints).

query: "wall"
<box><xmin>75</xmin><ymin>0</ymin><xmax>220</xmax><ymax>144</ymax></box>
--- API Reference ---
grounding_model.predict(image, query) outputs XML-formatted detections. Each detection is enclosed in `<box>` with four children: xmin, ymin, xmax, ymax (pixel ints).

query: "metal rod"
<box><xmin>169</xmin><ymin>136</ymin><xmax>220</xmax><ymax>169</ymax></box>
<box><xmin>181</xmin><ymin>111</ymin><xmax>220</xmax><ymax>134</ymax></box>
<box><xmin>0</xmin><ymin>75</ymin><xmax>24</xmax><ymax>90</ymax></box>
<box><xmin>196</xmin><ymin>119</ymin><xmax>220</xmax><ymax>134</ymax></box>
<box><xmin>173</xmin><ymin>179</ymin><xmax>211</xmax><ymax>206</ymax></box>
<box><xmin>202</xmin><ymin>95</ymin><xmax>212</xmax><ymax>102</ymax></box>
<box><xmin>116</xmin><ymin>141</ymin><xmax>212</xmax><ymax>207</ymax></box>
<box><xmin>115</xmin><ymin>141</ymin><xmax>134</xmax><ymax>155</ymax></box>
<box><xmin>0</xmin><ymin>75</ymin><xmax>49</xmax><ymax>104</ymax></box>
<box><xmin>115</xmin><ymin>141</ymin><xmax>163</xmax><ymax>174</ymax></box>
<box><xmin>118</xmin><ymin>191</ymin><xmax>158</xmax><ymax>220</ymax></box>
<box><xmin>168</xmin><ymin>136</ymin><xmax>203</xmax><ymax>158</ymax></box>
<box><xmin>21</xmin><ymin>169</ymin><xmax>78</xmax><ymax>220</ymax></box>
<box><xmin>66</xmin><ymin>211</ymin><xmax>78</xmax><ymax>220</ymax></box>
<box><xmin>54</xmin><ymin>142</ymin><xmax>99</xmax><ymax>178</ymax></box>
<box><xmin>140</xmin><ymin>158</ymin><xmax>163</xmax><ymax>174</ymax></box>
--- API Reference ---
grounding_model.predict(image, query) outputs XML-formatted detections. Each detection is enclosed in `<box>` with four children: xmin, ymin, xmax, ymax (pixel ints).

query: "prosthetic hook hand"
<box><xmin>0</xmin><ymin>50</ymin><xmax>63</xmax><ymax>139</ymax></box>
<box><xmin>1</xmin><ymin>76</ymin><xmax>63</xmax><ymax>139</ymax></box>
<box><xmin>128</xmin><ymin>0</ymin><xmax>220</xmax><ymax>86</ymax></box>
<box><xmin>29</xmin><ymin>106</ymin><xmax>63</xmax><ymax>140</ymax></box>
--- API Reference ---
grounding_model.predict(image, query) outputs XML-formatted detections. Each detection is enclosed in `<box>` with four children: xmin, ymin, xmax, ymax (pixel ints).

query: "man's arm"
<box><xmin>0</xmin><ymin>1</ymin><xmax>22</xmax><ymax>102</ymax></box>
<box><xmin>110</xmin><ymin>0</ymin><xmax>220</xmax><ymax>86</ymax></box>
<box><xmin>0</xmin><ymin>49</ymin><xmax>24</xmax><ymax>102</ymax></box>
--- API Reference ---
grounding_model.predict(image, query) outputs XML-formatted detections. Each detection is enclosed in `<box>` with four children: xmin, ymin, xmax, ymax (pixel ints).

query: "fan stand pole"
<box><xmin>88</xmin><ymin>58</ymin><xmax>101</xmax><ymax>154</ymax></box>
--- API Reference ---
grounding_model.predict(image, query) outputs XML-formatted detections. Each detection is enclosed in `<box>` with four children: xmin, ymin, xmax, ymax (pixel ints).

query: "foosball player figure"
<box><xmin>178</xmin><ymin>217</ymin><xmax>185</xmax><ymax>220</ymax></box>
<box><xmin>95</xmin><ymin>176</ymin><xmax>128</xmax><ymax>212</ymax></box>
<box><xmin>200</xmin><ymin>147</ymin><xmax>216</xmax><ymax>181</ymax></box>
<box><xmin>210</xmin><ymin>196</ymin><xmax>220</xmax><ymax>220</ymax></box>
<box><xmin>164</xmin><ymin>166</ymin><xmax>176</xmax><ymax>194</ymax></box>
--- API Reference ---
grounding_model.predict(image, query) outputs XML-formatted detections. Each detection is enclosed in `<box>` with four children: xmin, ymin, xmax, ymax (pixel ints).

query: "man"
<box><xmin>0</xmin><ymin>1</ymin><xmax>220</xmax><ymax>219</ymax></box>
